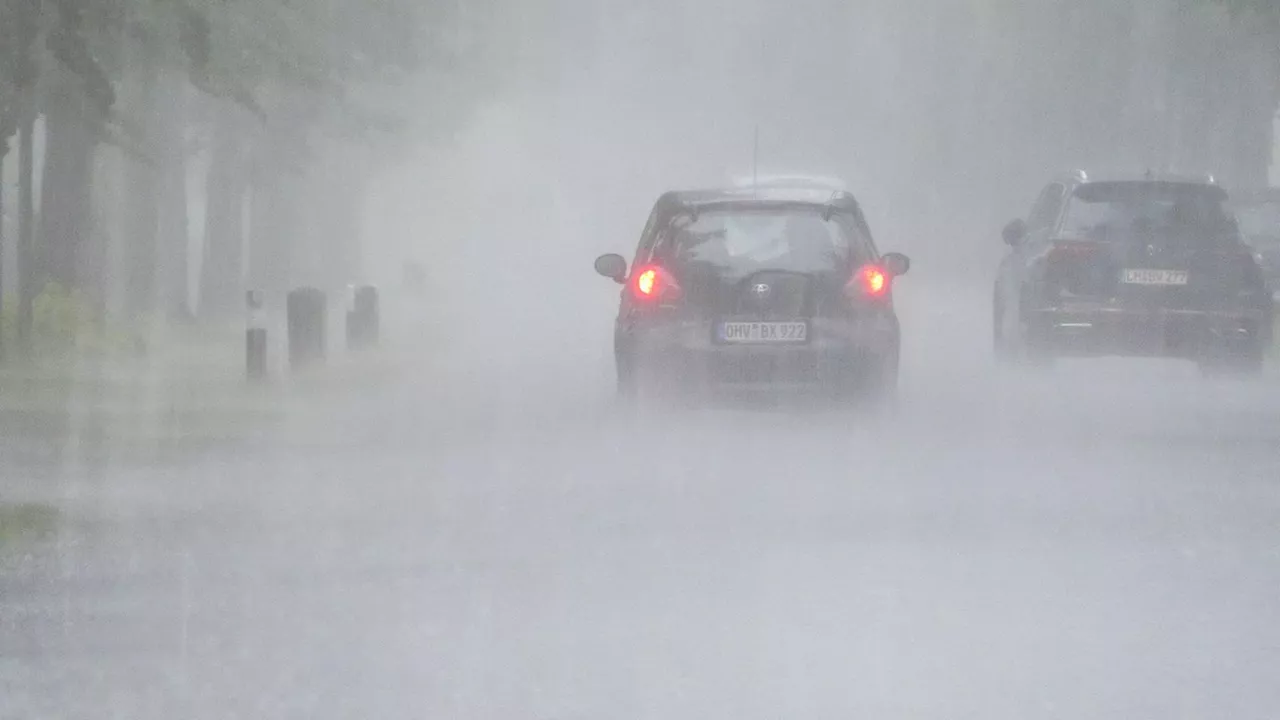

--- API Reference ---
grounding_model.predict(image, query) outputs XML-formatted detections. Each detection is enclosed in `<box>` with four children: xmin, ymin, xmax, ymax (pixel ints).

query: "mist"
<box><xmin>4</xmin><ymin>1</ymin><xmax>1280</xmax><ymax>718</ymax></box>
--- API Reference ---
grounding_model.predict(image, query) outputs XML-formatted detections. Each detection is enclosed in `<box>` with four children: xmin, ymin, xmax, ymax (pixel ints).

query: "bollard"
<box><xmin>286</xmin><ymin>287</ymin><xmax>327</xmax><ymax>369</ymax></box>
<box><xmin>246</xmin><ymin>290</ymin><xmax>268</xmax><ymax>381</ymax></box>
<box><xmin>345</xmin><ymin>285</ymin><xmax>380</xmax><ymax>350</ymax></box>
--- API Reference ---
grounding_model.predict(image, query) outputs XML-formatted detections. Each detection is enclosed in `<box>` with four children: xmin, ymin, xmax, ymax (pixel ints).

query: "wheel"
<box><xmin>616</xmin><ymin>355</ymin><xmax>637</xmax><ymax>400</ymax></box>
<box><xmin>846</xmin><ymin>346</ymin><xmax>899</xmax><ymax>408</ymax></box>
<box><xmin>1199</xmin><ymin>343</ymin><xmax>1265</xmax><ymax>378</ymax></box>
<box><xmin>616</xmin><ymin>352</ymin><xmax>669</xmax><ymax>411</ymax></box>
<box><xmin>993</xmin><ymin>295</ymin><xmax>1014</xmax><ymax>362</ymax></box>
<box><xmin>997</xmin><ymin>290</ymin><xmax>1054</xmax><ymax>370</ymax></box>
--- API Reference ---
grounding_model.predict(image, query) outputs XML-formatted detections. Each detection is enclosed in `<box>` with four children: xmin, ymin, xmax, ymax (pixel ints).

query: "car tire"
<box><xmin>616</xmin><ymin>352</ymin><xmax>636</xmax><ymax>399</ymax></box>
<box><xmin>857</xmin><ymin>346</ymin><xmax>900</xmax><ymax>407</ymax></box>
<box><xmin>617</xmin><ymin>353</ymin><xmax>667</xmax><ymax>411</ymax></box>
<box><xmin>998</xmin><ymin>292</ymin><xmax>1054</xmax><ymax>370</ymax></box>
<box><xmin>993</xmin><ymin>295</ymin><xmax>1015</xmax><ymax>363</ymax></box>
<box><xmin>1199</xmin><ymin>343</ymin><xmax>1265</xmax><ymax>378</ymax></box>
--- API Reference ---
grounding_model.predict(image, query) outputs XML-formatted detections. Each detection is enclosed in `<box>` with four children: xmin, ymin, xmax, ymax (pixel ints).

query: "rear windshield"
<box><xmin>656</xmin><ymin>208</ymin><xmax>865</xmax><ymax>280</ymax></box>
<box><xmin>1230</xmin><ymin>201</ymin><xmax>1280</xmax><ymax>244</ymax></box>
<box><xmin>1061</xmin><ymin>183</ymin><xmax>1236</xmax><ymax>246</ymax></box>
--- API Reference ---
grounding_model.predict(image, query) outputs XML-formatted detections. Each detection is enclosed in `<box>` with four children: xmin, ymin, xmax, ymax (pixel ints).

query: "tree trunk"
<box><xmin>0</xmin><ymin>139</ymin><xmax>6</xmax><ymax>361</ymax></box>
<box><xmin>123</xmin><ymin>57</ymin><xmax>161</xmax><ymax>315</ymax></box>
<box><xmin>199</xmin><ymin>104</ymin><xmax>248</xmax><ymax>318</ymax></box>
<box><xmin>1227</xmin><ymin>37</ymin><xmax>1279</xmax><ymax>188</ymax></box>
<box><xmin>1170</xmin><ymin>0</ymin><xmax>1219</xmax><ymax>175</ymax></box>
<box><xmin>138</xmin><ymin>67</ymin><xmax>190</xmax><ymax>319</ymax></box>
<box><xmin>17</xmin><ymin>113</ymin><xmax>35</xmax><ymax>348</ymax></box>
<box><xmin>39</xmin><ymin>83</ymin><xmax>97</xmax><ymax>293</ymax></box>
<box><xmin>247</xmin><ymin>164</ymin><xmax>298</xmax><ymax>298</ymax></box>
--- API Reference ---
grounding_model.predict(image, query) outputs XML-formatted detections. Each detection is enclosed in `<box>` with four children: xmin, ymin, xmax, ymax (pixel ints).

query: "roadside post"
<box><xmin>286</xmin><ymin>287</ymin><xmax>327</xmax><ymax>370</ymax></box>
<box><xmin>346</xmin><ymin>284</ymin><xmax>380</xmax><ymax>350</ymax></box>
<box><xmin>246</xmin><ymin>289</ymin><xmax>267</xmax><ymax>381</ymax></box>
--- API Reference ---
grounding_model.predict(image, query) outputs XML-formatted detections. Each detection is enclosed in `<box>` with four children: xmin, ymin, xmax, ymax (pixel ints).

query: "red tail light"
<box><xmin>1046</xmin><ymin>240</ymin><xmax>1107</xmax><ymax>297</ymax></box>
<box><xmin>845</xmin><ymin>264</ymin><xmax>890</xmax><ymax>300</ymax></box>
<box><xmin>631</xmin><ymin>265</ymin><xmax>683</xmax><ymax>303</ymax></box>
<box><xmin>1048</xmin><ymin>240</ymin><xmax>1101</xmax><ymax>261</ymax></box>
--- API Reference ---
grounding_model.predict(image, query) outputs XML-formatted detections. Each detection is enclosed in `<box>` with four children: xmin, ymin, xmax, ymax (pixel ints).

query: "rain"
<box><xmin>3</xmin><ymin>1</ymin><xmax>1280</xmax><ymax>718</ymax></box>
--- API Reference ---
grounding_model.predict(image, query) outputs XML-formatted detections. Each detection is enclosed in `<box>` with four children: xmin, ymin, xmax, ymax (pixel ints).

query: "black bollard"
<box><xmin>346</xmin><ymin>285</ymin><xmax>380</xmax><ymax>350</ymax></box>
<box><xmin>286</xmin><ymin>287</ymin><xmax>327</xmax><ymax>369</ymax></box>
<box><xmin>246</xmin><ymin>290</ymin><xmax>268</xmax><ymax>381</ymax></box>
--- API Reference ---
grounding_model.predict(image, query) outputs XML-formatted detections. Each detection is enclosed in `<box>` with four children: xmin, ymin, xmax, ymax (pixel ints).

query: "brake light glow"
<box><xmin>631</xmin><ymin>265</ymin><xmax>682</xmax><ymax>302</ymax></box>
<box><xmin>1049</xmin><ymin>241</ymin><xmax>1100</xmax><ymax>260</ymax></box>
<box><xmin>846</xmin><ymin>264</ymin><xmax>890</xmax><ymax>299</ymax></box>
<box><xmin>636</xmin><ymin>268</ymin><xmax>658</xmax><ymax>296</ymax></box>
<box><xmin>864</xmin><ymin>267</ymin><xmax>887</xmax><ymax>295</ymax></box>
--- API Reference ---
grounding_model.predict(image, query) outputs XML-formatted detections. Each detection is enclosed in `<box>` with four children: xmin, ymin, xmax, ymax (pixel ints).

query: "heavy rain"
<box><xmin>3</xmin><ymin>1</ymin><xmax>1280</xmax><ymax>718</ymax></box>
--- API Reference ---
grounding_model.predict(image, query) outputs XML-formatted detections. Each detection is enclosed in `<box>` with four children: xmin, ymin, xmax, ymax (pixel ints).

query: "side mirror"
<box><xmin>1002</xmin><ymin>219</ymin><xmax>1028</xmax><ymax>246</ymax></box>
<box><xmin>882</xmin><ymin>252</ymin><xmax>911</xmax><ymax>277</ymax></box>
<box><xmin>594</xmin><ymin>253</ymin><xmax>628</xmax><ymax>284</ymax></box>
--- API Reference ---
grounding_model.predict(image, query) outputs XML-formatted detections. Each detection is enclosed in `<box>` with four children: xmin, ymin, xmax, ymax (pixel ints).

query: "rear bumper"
<box><xmin>624</xmin><ymin>317</ymin><xmax>895</xmax><ymax>392</ymax></box>
<box><xmin>1026</xmin><ymin>304</ymin><xmax>1270</xmax><ymax>358</ymax></box>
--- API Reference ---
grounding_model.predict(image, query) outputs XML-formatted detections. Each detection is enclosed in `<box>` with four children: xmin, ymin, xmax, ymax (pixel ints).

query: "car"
<box><xmin>593</xmin><ymin>183</ymin><xmax>910</xmax><ymax>403</ymax></box>
<box><xmin>994</xmin><ymin>170</ymin><xmax>1273</xmax><ymax>374</ymax></box>
<box><xmin>1226</xmin><ymin>187</ymin><xmax>1280</xmax><ymax>303</ymax></box>
<box><xmin>728</xmin><ymin>173</ymin><xmax>849</xmax><ymax>192</ymax></box>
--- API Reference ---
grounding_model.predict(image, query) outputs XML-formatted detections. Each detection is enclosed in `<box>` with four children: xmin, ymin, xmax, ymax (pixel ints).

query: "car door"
<box><xmin>998</xmin><ymin>183</ymin><xmax>1067</xmax><ymax>332</ymax></box>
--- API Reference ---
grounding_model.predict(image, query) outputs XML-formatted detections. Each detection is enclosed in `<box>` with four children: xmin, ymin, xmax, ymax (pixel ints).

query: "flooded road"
<box><xmin>5</xmin><ymin>275</ymin><xmax>1280</xmax><ymax>720</ymax></box>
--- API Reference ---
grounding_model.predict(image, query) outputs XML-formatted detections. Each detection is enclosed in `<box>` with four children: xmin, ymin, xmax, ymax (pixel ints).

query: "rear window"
<box><xmin>656</xmin><ymin>208</ymin><xmax>865</xmax><ymax>280</ymax></box>
<box><xmin>1061</xmin><ymin>183</ymin><xmax>1236</xmax><ymax>246</ymax></box>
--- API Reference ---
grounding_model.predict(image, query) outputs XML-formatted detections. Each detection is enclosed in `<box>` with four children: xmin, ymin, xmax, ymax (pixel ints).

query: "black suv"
<box><xmin>995</xmin><ymin>171</ymin><xmax>1272</xmax><ymax>373</ymax></box>
<box><xmin>594</xmin><ymin>182</ymin><xmax>910</xmax><ymax>401</ymax></box>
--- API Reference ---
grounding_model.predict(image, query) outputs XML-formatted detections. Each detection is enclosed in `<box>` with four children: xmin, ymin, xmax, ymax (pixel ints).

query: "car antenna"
<box><xmin>752</xmin><ymin>124</ymin><xmax>759</xmax><ymax>196</ymax></box>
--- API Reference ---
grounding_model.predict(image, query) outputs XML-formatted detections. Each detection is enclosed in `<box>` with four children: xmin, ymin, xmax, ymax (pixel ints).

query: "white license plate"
<box><xmin>1121</xmin><ymin>269</ymin><xmax>1189</xmax><ymax>286</ymax></box>
<box><xmin>718</xmin><ymin>321</ymin><xmax>808</xmax><ymax>344</ymax></box>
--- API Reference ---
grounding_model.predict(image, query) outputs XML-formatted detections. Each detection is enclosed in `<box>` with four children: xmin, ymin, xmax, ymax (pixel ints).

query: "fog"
<box><xmin>4</xmin><ymin>1</ymin><xmax>1280</xmax><ymax>718</ymax></box>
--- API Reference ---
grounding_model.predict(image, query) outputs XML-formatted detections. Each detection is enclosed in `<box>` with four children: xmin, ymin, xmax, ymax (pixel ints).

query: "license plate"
<box><xmin>717</xmin><ymin>321</ymin><xmax>808</xmax><ymax>344</ymax></box>
<box><xmin>1121</xmin><ymin>269</ymin><xmax>1189</xmax><ymax>286</ymax></box>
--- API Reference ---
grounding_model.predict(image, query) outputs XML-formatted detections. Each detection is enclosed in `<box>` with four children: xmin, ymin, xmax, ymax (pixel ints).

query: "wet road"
<box><xmin>4</xmin><ymin>276</ymin><xmax>1280</xmax><ymax>720</ymax></box>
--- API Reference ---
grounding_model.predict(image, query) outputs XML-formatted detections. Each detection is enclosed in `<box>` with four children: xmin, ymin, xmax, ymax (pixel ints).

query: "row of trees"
<box><xmin>0</xmin><ymin>0</ymin><xmax>512</xmax><ymax>358</ymax></box>
<box><xmin>890</xmin><ymin>0</ymin><xmax>1280</xmax><ymax>223</ymax></box>
<box><xmin>3</xmin><ymin>0</ymin><xmax>1278</xmax><ymax>356</ymax></box>
<box><xmin>524</xmin><ymin>0</ymin><xmax>1279</xmax><ymax>267</ymax></box>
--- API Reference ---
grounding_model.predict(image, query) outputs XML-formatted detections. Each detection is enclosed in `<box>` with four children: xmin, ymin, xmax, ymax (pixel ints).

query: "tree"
<box><xmin>1207</xmin><ymin>0</ymin><xmax>1280</xmax><ymax>185</ymax></box>
<box><xmin>0</xmin><ymin>0</ymin><xmax>16</xmax><ymax>358</ymax></box>
<box><xmin>0</xmin><ymin>0</ymin><xmax>510</xmax><ymax>348</ymax></box>
<box><xmin>192</xmin><ymin>0</ymin><xmax>438</xmax><ymax>315</ymax></box>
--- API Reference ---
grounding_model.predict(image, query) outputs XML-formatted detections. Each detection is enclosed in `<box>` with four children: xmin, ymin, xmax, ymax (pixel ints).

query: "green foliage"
<box><xmin>0</xmin><ymin>503</ymin><xmax>60</xmax><ymax>547</ymax></box>
<box><xmin>2</xmin><ymin>283</ymin><xmax>138</xmax><ymax>357</ymax></box>
<box><xmin>1214</xmin><ymin>0</ymin><xmax>1280</xmax><ymax>16</ymax></box>
<box><xmin>1204</xmin><ymin>0</ymin><xmax>1280</xmax><ymax>34</ymax></box>
<box><xmin>2</xmin><ymin>0</ymin><xmax>433</xmax><ymax>147</ymax></box>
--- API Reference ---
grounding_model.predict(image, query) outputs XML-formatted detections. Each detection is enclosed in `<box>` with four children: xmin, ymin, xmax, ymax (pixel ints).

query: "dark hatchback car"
<box><xmin>1227</xmin><ymin>187</ymin><xmax>1280</xmax><ymax>302</ymax></box>
<box><xmin>594</xmin><ymin>183</ymin><xmax>910</xmax><ymax>401</ymax></box>
<box><xmin>995</xmin><ymin>172</ymin><xmax>1272</xmax><ymax>373</ymax></box>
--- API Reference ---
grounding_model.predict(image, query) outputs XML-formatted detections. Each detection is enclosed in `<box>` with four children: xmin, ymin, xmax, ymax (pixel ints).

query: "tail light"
<box><xmin>1047</xmin><ymin>241</ymin><xmax>1101</xmax><ymax>263</ymax></box>
<box><xmin>631</xmin><ymin>265</ymin><xmax>683</xmax><ymax>303</ymax></box>
<box><xmin>1045</xmin><ymin>241</ymin><xmax>1107</xmax><ymax>297</ymax></box>
<box><xmin>844</xmin><ymin>264</ymin><xmax>890</xmax><ymax>301</ymax></box>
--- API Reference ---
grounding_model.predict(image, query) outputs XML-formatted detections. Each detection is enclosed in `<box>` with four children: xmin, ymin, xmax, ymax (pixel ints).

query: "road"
<box><xmin>5</xmin><ymin>103</ymin><xmax>1280</xmax><ymax>718</ymax></box>
<box><xmin>4</xmin><ymin>267</ymin><xmax>1280</xmax><ymax>719</ymax></box>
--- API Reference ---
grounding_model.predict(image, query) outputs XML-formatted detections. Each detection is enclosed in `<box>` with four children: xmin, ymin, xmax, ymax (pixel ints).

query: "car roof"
<box><xmin>1226</xmin><ymin>187</ymin><xmax>1280</xmax><ymax>205</ymax></box>
<box><xmin>1057</xmin><ymin>169</ymin><xmax>1219</xmax><ymax>185</ymax></box>
<box><xmin>728</xmin><ymin>173</ymin><xmax>849</xmax><ymax>192</ymax></box>
<box><xmin>658</xmin><ymin>185</ymin><xmax>864</xmax><ymax>214</ymax></box>
<box><xmin>1062</xmin><ymin>177</ymin><xmax>1228</xmax><ymax>202</ymax></box>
